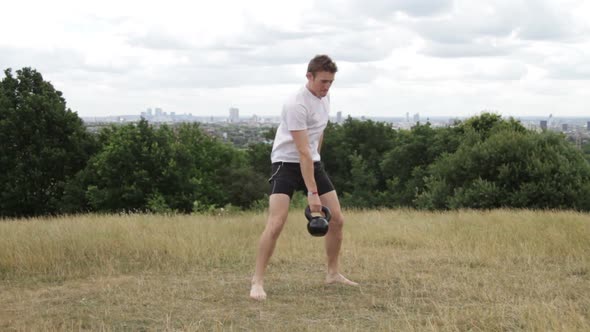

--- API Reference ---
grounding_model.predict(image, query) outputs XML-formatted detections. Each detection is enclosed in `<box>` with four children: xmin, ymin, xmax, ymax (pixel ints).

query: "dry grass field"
<box><xmin>1</xmin><ymin>209</ymin><xmax>589</xmax><ymax>331</ymax></box>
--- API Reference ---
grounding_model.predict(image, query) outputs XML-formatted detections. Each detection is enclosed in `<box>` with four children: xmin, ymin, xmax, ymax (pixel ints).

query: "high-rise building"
<box><xmin>229</xmin><ymin>107</ymin><xmax>239</xmax><ymax>123</ymax></box>
<box><xmin>336</xmin><ymin>111</ymin><xmax>342</xmax><ymax>123</ymax></box>
<box><xmin>155</xmin><ymin>108</ymin><xmax>163</xmax><ymax>117</ymax></box>
<box><xmin>413</xmin><ymin>112</ymin><xmax>420</xmax><ymax>123</ymax></box>
<box><xmin>587</xmin><ymin>121</ymin><xmax>590</xmax><ymax>131</ymax></box>
<box><xmin>562</xmin><ymin>124</ymin><xmax>568</xmax><ymax>131</ymax></box>
<box><xmin>406</xmin><ymin>112</ymin><xmax>410</xmax><ymax>122</ymax></box>
<box><xmin>540</xmin><ymin>120</ymin><xmax>547</xmax><ymax>130</ymax></box>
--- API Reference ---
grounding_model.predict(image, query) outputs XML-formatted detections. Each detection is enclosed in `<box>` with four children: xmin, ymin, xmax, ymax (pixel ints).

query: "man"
<box><xmin>250</xmin><ymin>55</ymin><xmax>358</xmax><ymax>301</ymax></box>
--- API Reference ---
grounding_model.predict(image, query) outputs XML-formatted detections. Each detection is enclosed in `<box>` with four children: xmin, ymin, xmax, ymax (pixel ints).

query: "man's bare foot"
<box><xmin>325</xmin><ymin>273</ymin><xmax>359</xmax><ymax>286</ymax></box>
<box><xmin>250</xmin><ymin>283</ymin><xmax>267</xmax><ymax>301</ymax></box>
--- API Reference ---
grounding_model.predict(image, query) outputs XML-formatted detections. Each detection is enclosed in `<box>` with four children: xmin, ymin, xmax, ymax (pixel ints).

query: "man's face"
<box><xmin>306</xmin><ymin>71</ymin><xmax>335</xmax><ymax>98</ymax></box>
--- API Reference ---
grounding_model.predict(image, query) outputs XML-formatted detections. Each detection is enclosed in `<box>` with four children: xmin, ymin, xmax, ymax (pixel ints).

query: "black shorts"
<box><xmin>268</xmin><ymin>161</ymin><xmax>335</xmax><ymax>198</ymax></box>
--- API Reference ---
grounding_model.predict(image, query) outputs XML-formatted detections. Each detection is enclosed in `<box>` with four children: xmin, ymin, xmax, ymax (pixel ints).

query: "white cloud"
<box><xmin>420</xmin><ymin>39</ymin><xmax>521</xmax><ymax>58</ymax></box>
<box><xmin>1</xmin><ymin>0</ymin><xmax>589</xmax><ymax>117</ymax></box>
<box><xmin>315</xmin><ymin>0</ymin><xmax>453</xmax><ymax>19</ymax></box>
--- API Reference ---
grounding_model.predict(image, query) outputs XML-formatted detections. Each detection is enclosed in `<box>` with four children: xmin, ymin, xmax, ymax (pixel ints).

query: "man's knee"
<box><xmin>264</xmin><ymin>215</ymin><xmax>287</xmax><ymax>239</ymax></box>
<box><xmin>329</xmin><ymin>212</ymin><xmax>344</xmax><ymax>229</ymax></box>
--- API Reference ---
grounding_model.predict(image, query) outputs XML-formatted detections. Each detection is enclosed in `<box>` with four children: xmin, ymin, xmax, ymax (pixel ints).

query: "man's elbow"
<box><xmin>297</xmin><ymin>150</ymin><xmax>313</xmax><ymax>163</ymax></box>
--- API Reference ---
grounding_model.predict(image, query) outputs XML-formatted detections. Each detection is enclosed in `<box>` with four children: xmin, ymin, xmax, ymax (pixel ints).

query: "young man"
<box><xmin>250</xmin><ymin>55</ymin><xmax>358</xmax><ymax>301</ymax></box>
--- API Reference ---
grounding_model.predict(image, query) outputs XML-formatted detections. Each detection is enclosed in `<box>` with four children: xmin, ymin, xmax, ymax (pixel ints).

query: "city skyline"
<box><xmin>85</xmin><ymin>106</ymin><xmax>590</xmax><ymax>124</ymax></box>
<box><xmin>2</xmin><ymin>0</ymin><xmax>590</xmax><ymax>118</ymax></box>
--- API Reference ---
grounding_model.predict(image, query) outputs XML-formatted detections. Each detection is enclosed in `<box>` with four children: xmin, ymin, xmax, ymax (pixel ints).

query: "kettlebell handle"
<box><xmin>305</xmin><ymin>205</ymin><xmax>331</xmax><ymax>222</ymax></box>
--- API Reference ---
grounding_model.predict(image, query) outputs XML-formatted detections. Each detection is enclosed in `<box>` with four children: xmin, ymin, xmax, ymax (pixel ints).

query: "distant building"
<box><xmin>587</xmin><ymin>121</ymin><xmax>590</xmax><ymax>131</ymax></box>
<box><xmin>336</xmin><ymin>111</ymin><xmax>342</xmax><ymax>123</ymax></box>
<box><xmin>540</xmin><ymin>120</ymin><xmax>547</xmax><ymax>130</ymax></box>
<box><xmin>155</xmin><ymin>108</ymin><xmax>163</xmax><ymax>117</ymax></box>
<box><xmin>413</xmin><ymin>112</ymin><xmax>420</xmax><ymax>123</ymax></box>
<box><xmin>562</xmin><ymin>124</ymin><xmax>568</xmax><ymax>131</ymax></box>
<box><xmin>229</xmin><ymin>107</ymin><xmax>239</xmax><ymax>123</ymax></box>
<box><xmin>406</xmin><ymin>112</ymin><xmax>410</xmax><ymax>123</ymax></box>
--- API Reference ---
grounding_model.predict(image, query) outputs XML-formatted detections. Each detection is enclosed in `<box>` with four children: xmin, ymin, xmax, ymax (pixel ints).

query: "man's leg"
<box><xmin>250</xmin><ymin>193</ymin><xmax>291</xmax><ymax>300</ymax></box>
<box><xmin>320</xmin><ymin>190</ymin><xmax>358</xmax><ymax>286</ymax></box>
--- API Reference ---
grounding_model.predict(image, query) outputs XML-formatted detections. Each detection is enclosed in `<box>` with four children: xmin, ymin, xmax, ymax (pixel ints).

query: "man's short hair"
<box><xmin>307</xmin><ymin>55</ymin><xmax>338</xmax><ymax>77</ymax></box>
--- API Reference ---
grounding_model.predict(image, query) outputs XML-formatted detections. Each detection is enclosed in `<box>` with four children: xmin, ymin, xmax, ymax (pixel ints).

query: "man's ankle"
<box><xmin>327</xmin><ymin>269</ymin><xmax>339</xmax><ymax>276</ymax></box>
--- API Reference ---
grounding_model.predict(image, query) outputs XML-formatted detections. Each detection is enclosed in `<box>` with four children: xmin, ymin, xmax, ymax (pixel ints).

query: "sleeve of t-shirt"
<box><xmin>285</xmin><ymin>103</ymin><xmax>308</xmax><ymax>131</ymax></box>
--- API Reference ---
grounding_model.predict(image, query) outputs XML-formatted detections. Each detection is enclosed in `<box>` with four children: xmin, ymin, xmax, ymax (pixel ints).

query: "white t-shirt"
<box><xmin>270</xmin><ymin>85</ymin><xmax>330</xmax><ymax>163</ymax></box>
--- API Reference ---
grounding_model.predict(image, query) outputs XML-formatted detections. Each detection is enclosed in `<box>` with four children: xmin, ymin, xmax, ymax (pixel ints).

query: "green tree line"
<box><xmin>2</xmin><ymin>68</ymin><xmax>590</xmax><ymax>217</ymax></box>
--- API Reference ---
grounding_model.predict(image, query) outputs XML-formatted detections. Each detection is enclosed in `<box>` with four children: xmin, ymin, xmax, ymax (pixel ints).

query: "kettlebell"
<box><xmin>304</xmin><ymin>205</ymin><xmax>331</xmax><ymax>237</ymax></box>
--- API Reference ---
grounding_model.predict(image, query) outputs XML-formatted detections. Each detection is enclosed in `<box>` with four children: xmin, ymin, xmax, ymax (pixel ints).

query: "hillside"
<box><xmin>1</xmin><ymin>209</ymin><xmax>589</xmax><ymax>331</ymax></box>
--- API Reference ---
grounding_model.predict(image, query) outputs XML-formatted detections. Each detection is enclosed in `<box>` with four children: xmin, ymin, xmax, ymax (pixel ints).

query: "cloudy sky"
<box><xmin>1</xmin><ymin>0</ymin><xmax>589</xmax><ymax>118</ymax></box>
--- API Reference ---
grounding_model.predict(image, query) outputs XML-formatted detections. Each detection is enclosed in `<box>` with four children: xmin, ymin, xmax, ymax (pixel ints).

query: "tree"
<box><xmin>82</xmin><ymin>119</ymin><xmax>174</xmax><ymax>212</ymax></box>
<box><xmin>0</xmin><ymin>68</ymin><xmax>96</xmax><ymax>217</ymax></box>
<box><xmin>247</xmin><ymin>142</ymin><xmax>273</xmax><ymax>179</ymax></box>
<box><xmin>218</xmin><ymin>150</ymin><xmax>267</xmax><ymax>209</ymax></box>
<box><xmin>340</xmin><ymin>152</ymin><xmax>377</xmax><ymax>208</ymax></box>
<box><xmin>460</xmin><ymin>112</ymin><xmax>526</xmax><ymax>139</ymax></box>
<box><xmin>380</xmin><ymin>123</ymin><xmax>462</xmax><ymax>206</ymax></box>
<box><xmin>582</xmin><ymin>140</ymin><xmax>590</xmax><ymax>164</ymax></box>
<box><xmin>322</xmin><ymin>117</ymin><xmax>397</xmax><ymax>207</ymax></box>
<box><xmin>416</xmin><ymin>128</ymin><xmax>590</xmax><ymax>211</ymax></box>
<box><xmin>77</xmin><ymin>121</ymin><xmax>268</xmax><ymax>213</ymax></box>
